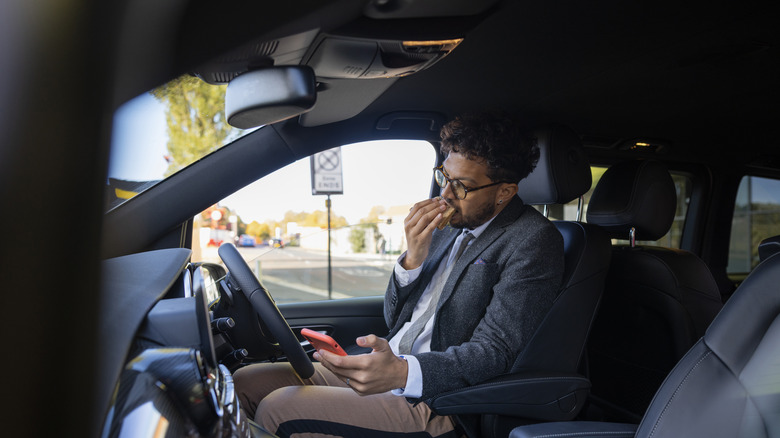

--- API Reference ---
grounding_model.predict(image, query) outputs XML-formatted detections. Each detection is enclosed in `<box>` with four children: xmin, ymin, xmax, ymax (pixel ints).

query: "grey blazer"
<box><xmin>384</xmin><ymin>196</ymin><xmax>564</xmax><ymax>402</ymax></box>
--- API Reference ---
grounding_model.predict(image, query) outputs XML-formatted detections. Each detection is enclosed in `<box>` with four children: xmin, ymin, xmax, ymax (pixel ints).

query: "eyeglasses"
<box><xmin>433</xmin><ymin>165</ymin><xmax>514</xmax><ymax>200</ymax></box>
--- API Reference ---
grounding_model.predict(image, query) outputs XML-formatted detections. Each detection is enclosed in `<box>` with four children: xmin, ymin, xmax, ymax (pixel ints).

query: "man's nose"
<box><xmin>440</xmin><ymin>181</ymin><xmax>455</xmax><ymax>199</ymax></box>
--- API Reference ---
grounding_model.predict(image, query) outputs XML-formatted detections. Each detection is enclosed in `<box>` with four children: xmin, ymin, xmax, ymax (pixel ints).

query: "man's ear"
<box><xmin>497</xmin><ymin>183</ymin><xmax>518</xmax><ymax>203</ymax></box>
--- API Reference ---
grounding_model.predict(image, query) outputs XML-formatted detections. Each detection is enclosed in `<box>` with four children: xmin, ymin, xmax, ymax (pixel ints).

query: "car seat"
<box><xmin>759</xmin><ymin>234</ymin><xmax>780</xmax><ymax>262</ymax></box>
<box><xmin>428</xmin><ymin>124</ymin><xmax>612</xmax><ymax>438</ymax></box>
<box><xmin>510</xmin><ymin>239</ymin><xmax>780</xmax><ymax>437</ymax></box>
<box><xmin>584</xmin><ymin>159</ymin><xmax>723</xmax><ymax>422</ymax></box>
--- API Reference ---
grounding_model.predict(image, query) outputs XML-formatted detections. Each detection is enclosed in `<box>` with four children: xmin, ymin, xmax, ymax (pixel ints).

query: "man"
<box><xmin>234</xmin><ymin>111</ymin><xmax>564</xmax><ymax>437</ymax></box>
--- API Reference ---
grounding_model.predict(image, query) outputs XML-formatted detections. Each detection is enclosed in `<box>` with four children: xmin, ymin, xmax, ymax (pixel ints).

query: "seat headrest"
<box><xmin>586</xmin><ymin>160</ymin><xmax>676</xmax><ymax>241</ymax></box>
<box><xmin>517</xmin><ymin>124</ymin><xmax>592</xmax><ymax>205</ymax></box>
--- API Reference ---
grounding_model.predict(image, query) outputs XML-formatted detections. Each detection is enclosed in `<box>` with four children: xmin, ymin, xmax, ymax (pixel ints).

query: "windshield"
<box><xmin>107</xmin><ymin>74</ymin><xmax>253</xmax><ymax>211</ymax></box>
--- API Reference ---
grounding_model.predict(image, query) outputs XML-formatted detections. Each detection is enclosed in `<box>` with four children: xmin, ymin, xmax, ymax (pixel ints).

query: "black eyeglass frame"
<box><xmin>433</xmin><ymin>165</ymin><xmax>515</xmax><ymax>200</ymax></box>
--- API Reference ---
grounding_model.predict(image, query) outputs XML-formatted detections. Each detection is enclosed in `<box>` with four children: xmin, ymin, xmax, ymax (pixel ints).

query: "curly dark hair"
<box><xmin>440</xmin><ymin>111</ymin><xmax>539</xmax><ymax>183</ymax></box>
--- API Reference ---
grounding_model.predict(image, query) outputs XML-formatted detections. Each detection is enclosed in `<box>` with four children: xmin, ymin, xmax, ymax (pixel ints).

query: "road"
<box><xmin>227</xmin><ymin>246</ymin><xmax>397</xmax><ymax>303</ymax></box>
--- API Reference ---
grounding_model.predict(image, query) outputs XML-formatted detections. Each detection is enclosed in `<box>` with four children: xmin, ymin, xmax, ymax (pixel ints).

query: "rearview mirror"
<box><xmin>225</xmin><ymin>66</ymin><xmax>316</xmax><ymax>128</ymax></box>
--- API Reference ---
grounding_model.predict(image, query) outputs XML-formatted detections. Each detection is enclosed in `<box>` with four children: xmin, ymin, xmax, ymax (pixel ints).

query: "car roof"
<box><xmin>114</xmin><ymin>0</ymin><xmax>780</xmax><ymax>171</ymax></box>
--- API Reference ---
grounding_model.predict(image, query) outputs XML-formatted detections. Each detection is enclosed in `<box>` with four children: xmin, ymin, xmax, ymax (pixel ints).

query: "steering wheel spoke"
<box><xmin>218</xmin><ymin>243</ymin><xmax>314</xmax><ymax>379</ymax></box>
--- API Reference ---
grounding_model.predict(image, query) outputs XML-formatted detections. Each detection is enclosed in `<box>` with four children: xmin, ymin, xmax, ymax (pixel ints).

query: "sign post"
<box><xmin>310</xmin><ymin>147</ymin><xmax>344</xmax><ymax>299</ymax></box>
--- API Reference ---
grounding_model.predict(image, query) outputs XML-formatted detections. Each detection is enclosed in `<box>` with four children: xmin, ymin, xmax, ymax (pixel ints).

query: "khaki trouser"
<box><xmin>233</xmin><ymin>362</ymin><xmax>459</xmax><ymax>438</ymax></box>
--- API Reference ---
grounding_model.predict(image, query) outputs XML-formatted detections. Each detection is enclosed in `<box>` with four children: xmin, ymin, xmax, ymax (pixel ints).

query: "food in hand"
<box><xmin>436</xmin><ymin>197</ymin><xmax>456</xmax><ymax>230</ymax></box>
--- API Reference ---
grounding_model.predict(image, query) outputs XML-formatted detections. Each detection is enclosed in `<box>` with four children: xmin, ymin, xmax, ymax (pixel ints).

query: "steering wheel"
<box><xmin>218</xmin><ymin>243</ymin><xmax>314</xmax><ymax>379</ymax></box>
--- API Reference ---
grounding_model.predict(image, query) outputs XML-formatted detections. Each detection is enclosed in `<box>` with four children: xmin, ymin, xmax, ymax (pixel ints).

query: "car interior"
<box><xmin>2</xmin><ymin>1</ymin><xmax>779</xmax><ymax>437</ymax></box>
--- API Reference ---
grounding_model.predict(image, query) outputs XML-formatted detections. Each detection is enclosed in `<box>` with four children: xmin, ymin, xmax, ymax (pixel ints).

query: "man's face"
<box><xmin>439</xmin><ymin>152</ymin><xmax>502</xmax><ymax>229</ymax></box>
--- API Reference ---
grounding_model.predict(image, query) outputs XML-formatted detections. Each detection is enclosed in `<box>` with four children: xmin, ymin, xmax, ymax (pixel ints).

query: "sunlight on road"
<box><xmin>200</xmin><ymin>244</ymin><xmax>397</xmax><ymax>303</ymax></box>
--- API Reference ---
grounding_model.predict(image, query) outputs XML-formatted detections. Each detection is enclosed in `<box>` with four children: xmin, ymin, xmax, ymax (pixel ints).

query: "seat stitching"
<box><xmin>523</xmin><ymin>431</ymin><xmax>635</xmax><ymax>438</ymax></box>
<box><xmin>647</xmin><ymin>349</ymin><xmax>712</xmax><ymax>437</ymax></box>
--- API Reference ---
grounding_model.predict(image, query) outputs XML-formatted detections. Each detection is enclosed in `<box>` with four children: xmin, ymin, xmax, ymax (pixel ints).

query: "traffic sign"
<box><xmin>310</xmin><ymin>147</ymin><xmax>344</xmax><ymax>195</ymax></box>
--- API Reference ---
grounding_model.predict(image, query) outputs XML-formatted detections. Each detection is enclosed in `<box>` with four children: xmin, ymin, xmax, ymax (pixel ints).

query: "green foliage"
<box><xmin>358</xmin><ymin>215</ymin><xmax>381</xmax><ymax>242</ymax></box>
<box><xmin>246</xmin><ymin>221</ymin><xmax>271</xmax><ymax>240</ymax></box>
<box><xmin>749</xmin><ymin>203</ymin><xmax>780</xmax><ymax>269</ymax></box>
<box><xmin>349</xmin><ymin>225</ymin><xmax>368</xmax><ymax>253</ymax></box>
<box><xmin>151</xmin><ymin>75</ymin><xmax>237</xmax><ymax>176</ymax></box>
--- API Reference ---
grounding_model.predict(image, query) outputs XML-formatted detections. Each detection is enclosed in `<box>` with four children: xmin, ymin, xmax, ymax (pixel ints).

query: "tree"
<box><xmin>349</xmin><ymin>226</ymin><xmax>368</xmax><ymax>253</ymax></box>
<box><xmin>151</xmin><ymin>75</ymin><xmax>237</xmax><ymax>176</ymax></box>
<box><xmin>246</xmin><ymin>221</ymin><xmax>271</xmax><ymax>241</ymax></box>
<box><xmin>201</xmin><ymin>204</ymin><xmax>234</xmax><ymax>229</ymax></box>
<box><xmin>367</xmin><ymin>205</ymin><xmax>386</xmax><ymax>219</ymax></box>
<box><xmin>359</xmin><ymin>206</ymin><xmax>386</xmax><ymax>251</ymax></box>
<box><xmin>282</xmin><ymin>210</ymin><xmax>348</xmax><ymax>229</ymax></box>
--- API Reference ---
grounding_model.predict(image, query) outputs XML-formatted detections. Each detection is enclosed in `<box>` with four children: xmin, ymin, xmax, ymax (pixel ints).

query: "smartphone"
<box><xmin>300</xmin><ymin>328</ymin><xmax>348</xmax><ymax>356</ymax></box>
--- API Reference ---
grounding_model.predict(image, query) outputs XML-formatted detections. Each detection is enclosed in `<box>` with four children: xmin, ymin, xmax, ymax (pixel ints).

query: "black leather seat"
<box><xmin>428</xmin><ymin>124</ymin><xmax>612</xmax><ymax>438</ymax></box>
<box><xmin>510</xmin><ymin>246</ymin><xmax>780</xmax><ymax>438</ymax></box>
<box><xmin>583</xmin><ymin>160</ymin><xmax>724</xmax><ymax>422</ymax></box>
<box><xmin>759</xmin><ymin>235</ymin><xmax>780</xmax><ymax>262</ymax></box>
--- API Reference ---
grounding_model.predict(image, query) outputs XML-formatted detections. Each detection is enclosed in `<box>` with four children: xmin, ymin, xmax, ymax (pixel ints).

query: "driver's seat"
<box><xmin>428</xmin><ymin>124</ymin><xmax>611</xmax><ymax>438</ymax></box>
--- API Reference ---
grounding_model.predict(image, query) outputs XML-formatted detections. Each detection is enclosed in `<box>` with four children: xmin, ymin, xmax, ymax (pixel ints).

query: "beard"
<box><xmin>450</xmin><ymin>197</ymin><xmax>498</xmax><ymax>230</ymax></box>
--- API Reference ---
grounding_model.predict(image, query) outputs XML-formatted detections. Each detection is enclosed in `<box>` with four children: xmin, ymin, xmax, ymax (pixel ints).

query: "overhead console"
<box><xmin>304</xmin><ymin>35</ymin><xmax>462</xmax><ymax>79</ymax></box>
<box><xmin>194</xmin><ymin>29</ymin><xmax>321</xmax><ymax>85</ymax></box>
<box><xmin>302</xmin><ymin>0</ymin><xmax>501</xmax><ymax>80</ymax></box>
<box><xmin>192</xmin><ymin>0</ymin><xmax>502</xmax><ymax>126</ymax></box>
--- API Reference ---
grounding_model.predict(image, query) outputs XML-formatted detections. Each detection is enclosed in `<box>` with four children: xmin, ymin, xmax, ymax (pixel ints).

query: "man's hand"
<box><xmin>403</xmin><ymin>197</ymin><xmax>448</xmax><ymax>270</ymax></box>
<box><xmin>314</xmin><ymin>335</ymin><xmax>408</xmax><ymax>396</ymax></box>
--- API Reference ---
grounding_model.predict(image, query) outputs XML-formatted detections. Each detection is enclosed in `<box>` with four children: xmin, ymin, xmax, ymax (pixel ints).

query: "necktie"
<box><xmin>397</xmin><ymin>231</ymin><xmax>475</xmax><ymax>354</ymax></box>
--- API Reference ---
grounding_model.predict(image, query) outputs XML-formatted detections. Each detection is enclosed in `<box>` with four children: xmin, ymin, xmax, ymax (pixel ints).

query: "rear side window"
<box><xmin>728</xmin><ymin>176</ymin><xmax>780</xmax><ymax>274</ymax></box>
<box><xmin>650</xmin><ymin>173</ymin><xmax>691</xmax><ymax>249</ymax></box>
<box><xmin>555</xmin><ymin>166</ymin><xmax>691</xmax><ymax>249</ymax></box>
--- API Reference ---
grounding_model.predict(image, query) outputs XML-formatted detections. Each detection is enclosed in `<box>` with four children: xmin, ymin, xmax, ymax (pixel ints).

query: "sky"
<box><xmin>108</xmin><ymin>92</ymin><xmax>436</xmax><ymax>225</ymax></box>
<box><xmin>221</xmin><ymin>142</ymin><xmax>435</xmax><ymax>224</ymax></box>
<box><xmin>109</xmin><ymin>93</ymin><xmax>169</xmax><ymax>181</ymax></box>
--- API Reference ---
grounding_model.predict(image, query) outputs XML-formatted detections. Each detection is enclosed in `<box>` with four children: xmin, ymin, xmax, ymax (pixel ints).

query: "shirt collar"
<box><xmin>461</xmin><ymin>214</ymin><xmax>496</xmax><ymax>240</ymax></box>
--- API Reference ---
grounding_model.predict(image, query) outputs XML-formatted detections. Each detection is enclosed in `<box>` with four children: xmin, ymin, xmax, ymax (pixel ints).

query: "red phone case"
<box><xmin>301</xmin><ymin>328</ymin><xmax>348</xmax><ymax>356</ymax></box>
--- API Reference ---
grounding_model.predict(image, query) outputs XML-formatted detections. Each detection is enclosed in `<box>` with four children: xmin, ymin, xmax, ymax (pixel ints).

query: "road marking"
<box><xmin>262</xmin><ymin>274</ymin><xmax>351</xmax><ymax>299</ymax></box>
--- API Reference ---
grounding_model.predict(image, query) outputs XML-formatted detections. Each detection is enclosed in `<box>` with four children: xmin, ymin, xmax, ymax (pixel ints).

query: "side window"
<box><xmin>555</xmin><ymin>166</ymin><xmax>691</xmax><ymax>248</ymax></box>
<box><xmin>728</xmin><ymin>176</ymin><xmax>780</xmax><ymax>275</ymax></box>
<box><xmin>650</xmin><ymin>173</ymin><xmax>691</xmax><ymax>248</ymax></box>
<box><xmin>192</xmin><ymin>140</ymin><xmax>437</xmax><ymax>304</ymax></box>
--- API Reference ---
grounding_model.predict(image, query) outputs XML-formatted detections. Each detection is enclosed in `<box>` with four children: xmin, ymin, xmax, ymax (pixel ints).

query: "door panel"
<box><xmin>281</xmin><ymin>296</ymin><xmax>388</xmax><ymax>354</ymax></box>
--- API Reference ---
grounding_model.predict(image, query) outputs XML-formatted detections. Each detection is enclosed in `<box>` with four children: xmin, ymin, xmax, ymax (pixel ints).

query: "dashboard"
<box><xmin>98</xmin><ymin>248</ymin><xmax>274</xmax><ymax>437</ymax></box>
